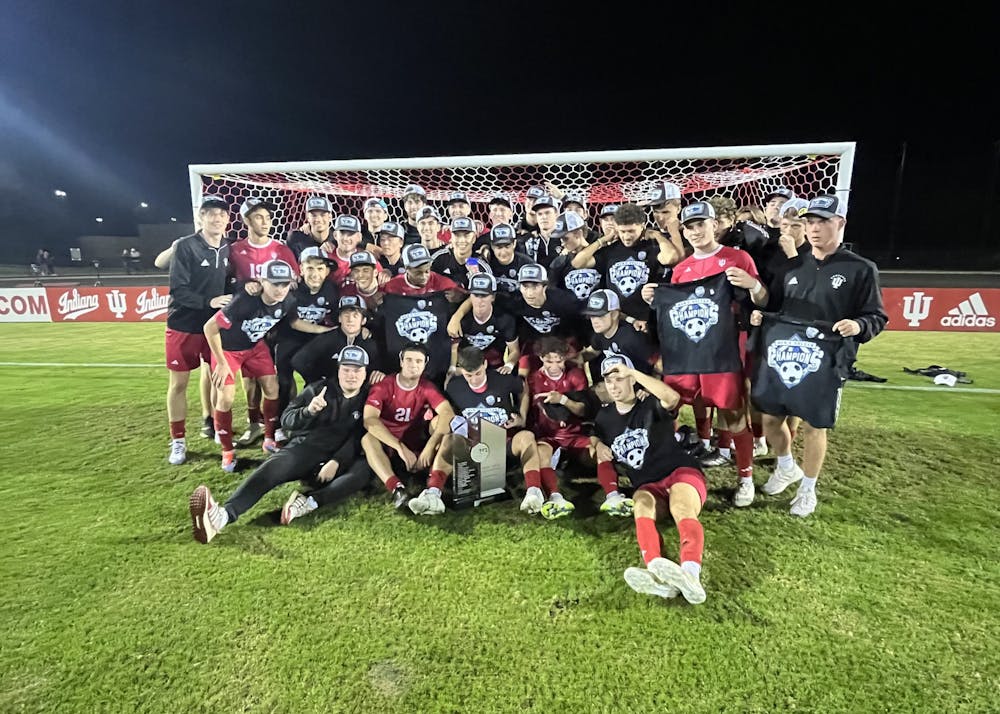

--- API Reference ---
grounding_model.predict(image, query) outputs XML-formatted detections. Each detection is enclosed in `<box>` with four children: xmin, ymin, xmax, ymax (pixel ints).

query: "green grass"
<box><xmin>1</xmin><ymin>324</ymin><xmax>998</xmax><ymax>713</ymax></box>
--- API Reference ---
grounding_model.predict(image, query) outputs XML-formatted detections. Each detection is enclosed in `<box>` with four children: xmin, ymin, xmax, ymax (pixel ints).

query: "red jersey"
<box><xmin>323</xmin><ymin>247</ymin><xmax>383</xmax><ymax>287</ymax></box>
<box><xmin>339</xmin><ymin>281</ymin><xmax>384</xmax><ymax>311</ymax></box>
<box><xmin>383</xmin><ymin>272</ymin><xmax>461</xmax><ymax>296</ymax></box>
<box><xmin>365</xmin><ymin>375</ymin><xmax>447</xmax><ymax>439</ymax></box>
<box><xmin>229</xmin><ymin>239</ymin><xmax>299</xmax><ymax>282</ymax></box>
<box><xmin>671</xmin><ymin>245</ymin><xmax>758</xmax><ymax>284</ymax></box>
<box><xmin>527</xmin><ymin>366</ymin><xmax>589</xmax><ymax>448</ymax></box>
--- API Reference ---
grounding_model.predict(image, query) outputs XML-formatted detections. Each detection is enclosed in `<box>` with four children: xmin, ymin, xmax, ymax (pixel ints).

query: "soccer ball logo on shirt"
<box><xmin>395</xmin><ymin>308</ymin><xmax>438</xmax><ymax>344</ymax></box>
<box><xmin>668</xmin><ymin>286</ymin><xmax>719</xmax><ymax>343</ymax></box>
<box><xmin>767</xmin><ymin>333</ymin><xmax>824</xmax><ymax>388</ymax></box>
<box><xmin>564</xmin><ymin>268</ymin><xmax>602</xmax><ymax>300</ymax></box>
<box><xmin>608</xmin><ymin>259</ymin><xmax>649</xmax><ymax>298</ymax></box>
<box><xmin>612</xmin><ymin>427</ymin><xmax>650</xmax><ymax>470</ymax></box>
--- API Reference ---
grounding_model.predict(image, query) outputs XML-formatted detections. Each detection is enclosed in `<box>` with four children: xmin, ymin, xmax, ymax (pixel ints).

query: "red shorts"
<box><xmin>210</xmin><ymin>341</ymin><xmax>276</xmax><ymax>386</ymax></box>
<box><xmin>538</xmin><ymin>434</ymin><xmax>591</xmax><ymax>451</ymax></box>
<box><xmin>739</xmin><ymin>331</ymin><xmax>752</xmax><ymax>379</ymax></box>
<box><xmin>165</xmin><ymin>329</ymin><xmax>210</xmax><ymax>372</ymax></box>
<box><xmin>663</xmin><ymin>372</ymin><xmax>745</xmax><ymax>411</ymax></box>
<box><xmin>637</xmin><ymin>466</ymin><xmax>707</xmax><ymax>505</ymax></box>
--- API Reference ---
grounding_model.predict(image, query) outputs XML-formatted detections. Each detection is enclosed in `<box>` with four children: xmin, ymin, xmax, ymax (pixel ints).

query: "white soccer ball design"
<box><xmin>625</xmin><ymin>448</ymin><xmax>645</xmax><ymax>469</ymax></box>
<box><xmin>682</xmin><ymin>317</ymin><xmax>708</xmax><ymax>341</ymax></box>
<box><xmin>571</xmin><ymin>281</ymin><xmax>594</xmax><ymax>300</ymax></box>
<box><xmin>778</xmin><ymin>360</ymin><xmax>806</xmax><ymax>387</ymax></box>
<box><xmin>407</xmin><ymin>327</ymin><xmax>430</xmax><ymax>344</ymax></box>
<box><xmin>616</xmin><ymin>275</ymin><xmax>639</xmax><ymax>297</ymax></box>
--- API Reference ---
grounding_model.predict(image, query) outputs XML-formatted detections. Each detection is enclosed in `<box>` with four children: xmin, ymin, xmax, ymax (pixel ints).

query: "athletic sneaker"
<box><xmin>698</xmin><ymin>448</ymin><xmax>732</xmax><ymax>468</ymax></box>
<box><xmin>647</xmin><ymin>557</ymin><xmax>706</xmax><ymax>605</ymax></box>
<box><xmin>408</xmin><ymin>489</ymin><xmax>445</xmax><ymax>515</ymax></box>
<box><xmin>200</xmin><ymin>416</ymin><xmax>215</xmax><ymax>440</ymax></box>
<box><xmin>236</xmin><ymin>421</ymin><xmax>264</xmax><ymax>447</ymax></box>
<box><xmin>541</xmin><ymin>498</ymin><xmax>575</xmax><ymax>520</ymax></box>
<box><xmin>624</xmin><ymin>566</ymin><xmax>680</xmax><ymax>599</ymax></box>
<box><xmin>281</xmin><ymin>491</ymin><xmax>316</xmax><ymax>525</ymax></box>
<box><xmin>600</xmin><ymin>493</ymin><xmax>634</xmax><ymax>517</ymax></box>
<box><xmin>753</xmin><ymin>437</ymin><xmax>769</xmax><ymax>457</ymax></box>
<box><xmin>168</xmin><ymin>439</ymin><xmax>187</xmax><ymax>465</ymax></box>
<box><xmin>762</xmin><ymin>462</ymin><xmax>805</xmax><ymax>496</ymax></box>
<box><xmin>221</xmin><ymin>450</ymin><xmax>237</xmax><ymax>473</ymax></box>
<box><xmin>789</xmin><ymin>487</ymin><xmax>817</xmax><ymax>518</ymax></box>
<box><xmin>189</xmin><ymin>484</ymin><xmax>228</xmax><ymax>544</ymax></box>
<box><xmin>734</xmin><ymin>479</ymin><xmax>755</xmax><ymax>507</ymax></box>
<box><xmin>519</xmin><ymin>488</ymin><xmax>544</xmax><ymax>515</ymax></box>
<box><xmin>262</xmin><ymin>438</ymin><xmax>279</xmax><ymax>454</ymax></box>
<box><xmin>274</xmin><ymin>428</ymin><xmax>288</xmax><ymax>443</ymax></box>
<box><xmin>392</xmin><ymin>485</ymin><xmax>409</xmax><ymax>510</ymax></box>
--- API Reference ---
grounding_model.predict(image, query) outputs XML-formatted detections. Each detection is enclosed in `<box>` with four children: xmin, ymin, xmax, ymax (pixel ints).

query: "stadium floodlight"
<box><xmin>139</xmin><ymin>201</ymin><xmax>149</xmax><ymax>209</ymax></box>
<box><xmin>95</xmin><ymin>217</ymin><xmax>104</xmax><ymax>223</ymax></box>
<box><xmin>170</xmin><ymin>217</ymin><xmax>177</xmax><ymax>222</ymax></box>
<box><xmin>54</xmin><ymin>189</ymin><xmax>67</xmax><ymax>198</ymax></box>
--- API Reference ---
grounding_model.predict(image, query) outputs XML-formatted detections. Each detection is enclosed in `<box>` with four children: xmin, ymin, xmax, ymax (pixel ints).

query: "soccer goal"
<box><xmin>188</xmin><ymin>142</ymin><xmax>855</xmax><ymax>241</ymax></box>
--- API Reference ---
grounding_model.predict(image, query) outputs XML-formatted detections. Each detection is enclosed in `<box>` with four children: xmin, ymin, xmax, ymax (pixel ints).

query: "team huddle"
<box><xmin>164</xmin><ymin>181</ymin><xmax>887</xmax><ymax>605</ymax></box>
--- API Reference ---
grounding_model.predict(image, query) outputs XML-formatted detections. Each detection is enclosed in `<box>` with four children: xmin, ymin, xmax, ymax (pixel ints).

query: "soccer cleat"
<box><xmin>753</xmin><ymin>437</ymin><xmax>769</xmax><ymax>457</ymax></box>
<box><xmin>200</xmin><ymin>417</ymin><xmax>215</xmax><ymax>439</ymax></box>
<box><xmin>221</xmin><ymin>450</ymin><xmax>237</xmax><ymax>473</ymax></box>
<box><xmin>274</xmin><ymin>428</ymin><xmax>288</xmax><ymax>443</ymax></box>
<box><xmin>541</xmin><ymin>498</ymin><xmax>575</xmax><ymax>520</ymax></box>
<box><xmin>624</xmin><ymin>566</ymin><xmax>680</xmax><ymax>599</ymax></box>
<box><xmin>235</xmin><ymin>421</ymin><xmax>264</xmax><ymax>447</ymax></box>
<box><xmin>698</xmin><ymin>448</ymin><xmax>732</xmax><ymax>468</ymax></box>
<box><xmin>647</xmin><ymin>557</ymin><xmax>706</xmax><ymax>605</ymax></box>
<box><xmin>408</xmin><ymin>489</ymin><xmax>445</xmax><ymax>516</ymax></box>
<box><xmin>789</xmin><ymin>487</ymin><xmax>818</xmax><ymax>518</ymax></box>
<box><xmin>392</xmin><ymin>485</ymin><xmax>409</xmax><ymax>510</ymax></box>
<box><xmin>189</xmin><ymin>484</ymin><xmax>227</xmax><ymax>544</ymax></box>
<box><xmin>762</xmin><ymin>462</ymin><xmax>805</xmax><ymax>496</ymax></box>
<box><xmin>600</xmin><ymin>493</ymin><xmax>635</xmax><ymax>517</ymax></box>
<box><xmin>262</xmin><ymin>438</ymin><xmax>279</xmax><ymax>454</ymax></box>
<box><xmin>519</xmin><ymin>488</ymin><xmax>544</xmax><ymax>515</ymax></box>
<box><xmin>281</xmin><ymin>490</ymin><xmax>316</xmax><ymax>525</ymax></box>
<box><xmin>734</xmin><ymin>479</ymin><xmax>755</xmax><ymax>507</ymax></box>
<box><xmin>168</xmin><ymin>439</ymin><xmax>187</xmax><ymax>465</ymax></box>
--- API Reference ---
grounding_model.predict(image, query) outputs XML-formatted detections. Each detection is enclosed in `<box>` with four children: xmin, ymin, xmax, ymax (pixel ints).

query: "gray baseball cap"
<box><xmin>402</xmin><ymin>244</ymin><xmax>433</xmax><ymax>268</ymax></box>
<box><xmin>263</xmin><ymin>260</ymin><xmax>294</xmax><ymax>284</ymax></box>
<box><xmin>600</xmin><ymin>354</ymin><xmax>635</xmax><ymax>375</ymax></box>
<box><xmin>337</xmin><ymin>345</ymin><xmax>370</xmax><ymax>367</ymax></box>
<box><xmin>517</xmin><ymin>263</ymin><xmax>548</xmax><ymax>284</ymax></box>
<box><xmin>680</xmin><ymin>201</ymin><xmax>717</xmax><ymax>225</ymax></box>
<box><xmin>306</xmin><ymin>196</ymin><xmax>333</xmax><ymax>213</ymax></box>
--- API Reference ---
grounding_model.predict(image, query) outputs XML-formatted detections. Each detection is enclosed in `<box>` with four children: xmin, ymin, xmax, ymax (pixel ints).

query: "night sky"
<box><xmin>2</xmin><ymin>1</ymin><xmax>997</xmax><ymax>268</ymax></box>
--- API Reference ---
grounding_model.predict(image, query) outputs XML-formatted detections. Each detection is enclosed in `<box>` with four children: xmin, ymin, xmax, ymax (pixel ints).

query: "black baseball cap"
<box><xmin>551</xmin><ymin>211</ymin><xmax>587</xmax><ymax>239</ymax></box>
<box><xmin>305</xmin><ymin>196</ymin><xmax>333</xmax><ymax>213</ymax></box>
<box><xmin>468</xmin><ymin>273</ymin><xmax>497</xmax><ymax>295</ymax></box>
<box><xmin>562</xmin><ymin>194</ymin><xmax>586</xmax><ymax>209</ymax></box>
<box><xmin>337</xmin><ymin>345</ymin><xmax>370</xmax><ymax>367</ymax></box>
<box><xmin>338</xmin><ymin>295</ymin><xmax>368</xmax><ymax>313</ymax></box>
<box><xmin>378</xmin><ymin>221</ymin><xmax>406</xmax><ymax>240</ymax></box>
<box><xmin>680</xmin><ymin>201</ymin><xmax>717</xmax><ymax>225</ymax></box>
<box><xmin>802</xmin><ymin>195</ymin><xmax>848</xmax><ymax>219</ymax></box>
<box><xmin>643</xmin><ymin>181</ymin><xmax>682</xmax><ymax>207</ymax></box>
<box><xmin>199</xmin><ymin>195</ymin><xmax>228</xmax><ymax>211</ymax></box>
<box><xmin>414</xmin><ymin>206</ymin><xmax>441</xmax><ymax>223</ymax></box>
<box><xmin>531</xmin><ymin>196</ymin><xmax>558</xmax><ymax>212</ymax></box>
<box><xmin>582</xmin><ymin>289</ymin><xmax>622</xmax><ymax>317</ymax></box>
<box><xmin>525</xmin><ymin>186</ymin><xmax>547</xmax><ymax>200</ymax></box>
<box><xmin>334</xmin><ymin>215</ymin><xmax>361</xmax><ymax>233</ymax></box>
<box><xmin>450</xmin><ymin>217</ymin><xmax>476</xmax><ymax>234</ymax></box>
<box><xmin>490</xmin><ymin>223</ymin><xmax>516</xmax><ymax>246</ymax></box>
<box><xmin>402</xmin><ymin>244</ymin><xmax>433</xmax><ymax>268</ymax></box>
<box><xmin>263</xmin><ymin>260</ymin><xmax>294</xmax><ymax>284</ymax></box>
<box><xmin>349</xmin><ymin>251</ymin><xmax>377</xmax><ymax>269</ymax></box>
<box><xmin>239</xmin><ymin>197</ymin><xmax>276</xmax><ymax>219</ymax></box>
<box><xmin>447</xmin><ymin>191</ymin><xmax>470</xmax><ymax>206</ymax></box>
<box><xmin>600</xmin><ymin>204</ymin><xmax>620</xmax><ymax>217</ymax></box>
<box><xmin>298</xmin><ymin>246</ymin><xmax>335</xmax><ymax>265</ymax></box>
<box><xmin>517</xmin><ymin>263</ymin><xmax>548</xmax><ymax>284</ymax></box>
<box><xmin>764</xmin><ymin>187</ymin><xmax>795</xmax><ymax>203</ymax></box>
<box><xmin>488</xmin><ymin>194</ymin><xmax>513</xmax><ymax>209</ymax></box>
<box><xmin>600</xmin><ymin>354</ymin><xmax>635</xmax><ymax>375</ymax></box>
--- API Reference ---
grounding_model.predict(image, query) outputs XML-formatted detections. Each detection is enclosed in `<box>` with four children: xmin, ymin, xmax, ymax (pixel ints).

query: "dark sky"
<box><xmin>2</xmin><ymin>1</ymin><xmax>998</xmax><ymax>267</ymax></box>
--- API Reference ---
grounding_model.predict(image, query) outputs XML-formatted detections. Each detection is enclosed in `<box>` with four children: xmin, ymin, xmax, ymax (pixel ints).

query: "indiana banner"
<box><xmin>380</xmin><ymin>291</ymin><xmax>453</xmax><ymax>381</ymax></box>
<box><xmin>652</xmin><ymin>273</ymin><xmax>742</xmax><ymax>375</ymax></box>
<box><xmin>749</xmin><ymin>313</ymin><xmax>851</xmax><ymax>429</ymax></box>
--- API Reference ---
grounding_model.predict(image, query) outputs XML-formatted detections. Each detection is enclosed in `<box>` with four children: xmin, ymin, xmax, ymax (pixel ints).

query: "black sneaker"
<box><xmin>200</xmin><ymin>416</ymin><xmax>215</xmax><ymax>439</ymax></box>
<box><xmin>698</xmin><ymin>448</ymin><xmax>732</xmax><ymax>468</ymax></box>
<box><xmin>392</xmin><ymin>485</ymin><xmax>409</xmax><ymax>510</ymax></box>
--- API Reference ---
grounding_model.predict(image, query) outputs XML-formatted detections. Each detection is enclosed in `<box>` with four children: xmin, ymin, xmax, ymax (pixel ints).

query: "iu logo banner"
<box><xmin>381</xmin><ymin>291</ymin><xmax>453</xmax><ymax>381</ymax></box>
<box><xmin>651</xmin><ymin>273</ymin><xmax>741</xmax><ymax>375</ymax></box>
<box><xmin>749</xmin><ymin>313</ymin><xmax>851</xmax><ymax>429</ymax></box>
<box><xmin>883</xmin><ymin>288</ymin><xmax>1000</xmax><ymax>332</ymax></box>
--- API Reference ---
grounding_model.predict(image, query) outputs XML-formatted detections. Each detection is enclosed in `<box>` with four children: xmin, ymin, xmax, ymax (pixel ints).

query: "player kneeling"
<box><xmin>594</xmin><ymin>356</ymin><xmax>709</xmax><ymax>605</ymax></box>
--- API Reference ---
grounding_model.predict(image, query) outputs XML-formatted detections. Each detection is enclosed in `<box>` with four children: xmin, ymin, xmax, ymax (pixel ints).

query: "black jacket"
<box><xmin>167</xmin><ymin>233</ymin><xmax>230</xmax><ymax>333</ymax></box>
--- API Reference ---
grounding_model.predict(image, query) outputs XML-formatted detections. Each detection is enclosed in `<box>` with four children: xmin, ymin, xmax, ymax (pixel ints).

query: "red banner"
<box><xmin>883</xmin><ymin>288</ymin><xmax>1000</xmax><ymax>332</ymax></box>
<box><xmin>45</xmin><ymin>286</ymin><xmax>170</xmax><ymax>323</ymax></box>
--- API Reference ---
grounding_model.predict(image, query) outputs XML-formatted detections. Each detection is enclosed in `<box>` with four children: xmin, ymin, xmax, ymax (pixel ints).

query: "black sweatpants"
<box><xmin>275</xmin><ymin>333</ymin><xmax>313</xmax><ymax>413</ymax></box>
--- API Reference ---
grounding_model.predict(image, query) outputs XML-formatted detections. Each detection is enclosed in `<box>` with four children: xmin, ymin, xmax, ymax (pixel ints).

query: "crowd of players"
<box><xmin>162</xmin><ymin>181</ymin><xmax>887</xmax><ymax>605</ymax></box>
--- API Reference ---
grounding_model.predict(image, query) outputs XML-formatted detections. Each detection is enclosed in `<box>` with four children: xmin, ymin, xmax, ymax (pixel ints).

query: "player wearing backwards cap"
<box><xmin>519</xmin><ymin>195</ymin><xmax>563</xmax><ymax>268</ymax></box>
<box><xmin>594</xmin><ymin>355</ymin><xmax>708</xmax><ymax>604</ymax></box>
<box><xmin>641</xmin><ymin>201</ymin><xmax>769</xmax><ymax>508</ymax></box>
<box><xmin>645</xmin><ymin>181</ymin><xmax>686</xmax><ymax>258</ymax></box>
<box><xmin>401</xmin><ymin>184</ymin><xmax>428</xmax><ymax>244</ymax></box>
<box><xmin>291</xmin><ymin>295</ymin><xmax>383</xmax><ymax>385</ymax></box>
<box><xmin>229</xmin><ymin>198</ymin><xmax>300</xmax><ymax>448</ymax></box>
<box><xmin>547</xmin><ymin>211</ymin><xmax>603</xmax><ymax>306</ymax></box>
<box><xmin>750</xmin><ymin>195</ymin><xmax>887</xmax><ymax>517</ymax></box>
<box><xmin>406</xmin><ymin>346</ymin><xmax>540</xmax><ymax>516</ymax></box>
<box><xmin>382</xmin><ymin>244</ymin><xmax>464</xmax><ymax>302</ymax></box>
<box><xmin>287</xmin><ymin>195</ymin><xmax>336</xmax><ymax>261</ymax></box>
<box><xmin>339</xmin><ymin>250</ymin><xmax>385</xmax><ymax>311</ymax></box>
<box><xmin>361</xmin><ymin>197</ymin><xmax>390</xmax><ymax>246</ymax></box>
<box><xmin>414</xmin><ymin>206</ymin><xmax>446</xmax><ymax>252</ymax></box>
<box><xmin>483</xmin><ymin>223</ymin><xmax>533</xmax><ymax>310</ymax></box>
<box><xmin>451</xmin><ymin>273</ymin><xmax>520</xmax><ymax>375</ymax></box>
<box><xmin>165</xmin><ymin>195</ymin><xmax>234</xmax><ymax>466</ymax></box>
<box><xmin>525</xmin><ymin>336</ymin><xmax>591</xmax><ymax>519</ymax></box>
<box><xmin>431</xmin><ymin>217</ymin><xmax>493</xmax><ymax>287</ymax></box>
<box><xmin>188</xmin><ymin>346</ymin><xmax>373</xmax><ymax>542</ymax></box>
<box><xmin>204</xmin><ymin>260</ymin><xmax>333</xmax><ymax>472</ymax></box>
<box><xmin>361</xmin><ymin>343</ymin><xmax>455</xmax><ymax>510</ymax></box>
<box><xmin>376</xmin><ymin>222</ymin><xmax>407</xmax><ymax>276</ymax></box>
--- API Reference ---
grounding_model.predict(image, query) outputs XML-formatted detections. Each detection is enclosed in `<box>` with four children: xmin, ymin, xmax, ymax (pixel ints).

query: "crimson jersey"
<box><xmin>365</xmin><ymin>375</ymin><xmax>446</xmax><ymax>439</ymax></box>
<box><xmin>527</xmin><ymin>367</ymin><xmax>589</xmax><ymax>448</ymax></box>
<box><xmin>670</xmin><ymin>245</ymin><xmax>758</xmax><ymax>284</ymax></box>
<box><xmin>382</xmin><ymin>272</ymin><xmax>461</xmax><ymax>296</ymax></box>
<box><xmin>324</xmin><ymin>248</ymin><xmax>384</xmax><ymax>286</ymax></box>
<box><xmin>229</xmin><ymin>239</ymin><xmax>299</xmax><ymax>283</ymax></box>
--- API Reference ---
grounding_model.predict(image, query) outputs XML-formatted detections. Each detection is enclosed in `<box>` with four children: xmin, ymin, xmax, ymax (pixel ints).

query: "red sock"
<box><xmin>169</xmin><ymin>420</ymin><xmax>185</xmax><ymax>440</ymax></box>
<box><xmin>751</xmin><ymin>421</ymin><xmax>763</xmax><ymax>439</ymax></box>
<box><xmin>677</xmin><ymin>518</ymin><xmax>704</xmax><ymax>565</ymax></box>
<box><xmin>214</xmin><ymin>410</ymin><xmax>234</xmax><ymax>451</ymax></box>
<box><xmin>733</xmin><ymin>428</ymin><xmax>754</xmax><ymax>479</ymax></box>
<box><xmin>262</xmin><ymin>398</ymin><xmax>279</xmax><ymax>439</ymax></box>
<box><xmin>428</xmin><ymin>469</ymin><xmax>448</xmax><ymax>490</ymax></box>
<box><xmin>635</xmin><ymin>517</ymin><xmax>662</xmax><ymax>564</ymax></box>
<box><xmin>718</xmin><ymin>430</ymin><xmax>734</xmax><ymax>451</ymax></box>
<box><xmin>385</xmin><ymin>475</ymin><xmax>402</xmax><ymax>492</ymax></box>
<box><xmin>248</xmin><ymin>406</ymin><xmax>263</xmax><ymax>424</ymax></box>
<box><xmin>523</xmin><ymin>469</ymin><xmax>541</xmax><ymax>489</ymax></box>
<box><xmin>597</xmin><ymin>461</ymin><xmax>619</xmax><ymax>495</ymax></box>
<box><xmin>540</xmin><ymin>467</ymin><xmax>558</xmax><ymax>495</ymax></box>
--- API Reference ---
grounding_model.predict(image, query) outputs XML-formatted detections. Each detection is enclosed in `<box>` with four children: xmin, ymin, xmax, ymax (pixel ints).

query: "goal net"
<box><xmin>189</xmin><ymin>142</ymin><xmax>855</xmax><ymax>241</ymax></box>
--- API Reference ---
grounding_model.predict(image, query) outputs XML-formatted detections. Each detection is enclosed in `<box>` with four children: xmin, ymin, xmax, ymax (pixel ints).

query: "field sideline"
<box><xmin>1</xmin><ymin>324</ymin><xmax>997</xmax><ymax>713</ymax></box>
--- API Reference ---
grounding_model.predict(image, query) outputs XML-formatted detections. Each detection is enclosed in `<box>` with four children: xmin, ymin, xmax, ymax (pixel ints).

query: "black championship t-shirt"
<box><xmin>281</xmin><ymin>281</ymin><xmax>338</xmax><ymax>335</ymax></box>
<box><xmin>509</xmin><ymin>288</ymin><xmax>581</xmax><ymax>341</ymax></box>
<box><xmin>595</xmin><ymin>396</ymin><xmax>702</xmax><ymax>488</ymax></box>
<box><xmin>218</xmin><ymin>292</ymin><xmax>296</xmax><ymax>352</ymax></box>
<box><xmin>379</xmin><ymin>255</ymin><xmax>406</xmax><ymax>277</ymax></box>
<box><xmin>446</xmin><ymin>370</ymin><xmax>523</xmax><ymax>427</ymax></box>
<box><xmin>431</xmin><ymin>250</ymin><xmax>492</xmax><ymax>287</ymax></box>
<box><xmin>549</xmin><ymin>252</ymin><xmax>603</xmax><ymax>305</ymax></box>
<box><xmin>459</xmin><ymin>309</ymin><xmax>518</xmax><ymax>366</ymax></box>
<box><xmin>595</xmin><ymin>241</ymin><xmax>664</xmax><ymax>321</ymax></box>
<box><xmin>381</xmin><ymin>291</ymin><xmax>454</xmax><ymax>382</ymax></box>
<box><xmin>589</xmin><ymin>323</ymin><xmax>655</xmax><ymax>377</ymax></box>
<box><xmin>487</xmin><ymin>252</ymin><xmax>533</xmax><ymax>306</ymax></box>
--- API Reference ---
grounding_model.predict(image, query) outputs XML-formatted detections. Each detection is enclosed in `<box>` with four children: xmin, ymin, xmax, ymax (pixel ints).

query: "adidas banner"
<box><xmin>749</xmin><ymin>313</ymin><xmax>851</xmax><ymax>429</ymax></box>
<box><xmin>380</xmin><ymin>291</ymin><xmax>453</xmax><ymax>381</ymax></box>
<box><xmin>884</xmin><ymin>288</ymin><xmax>1000</xmax><ymax>332</ymax></box>
<box><xmin>651</xmin><ymin>273</ymin><xmax>742</xmax><ymax>375</ymax></box>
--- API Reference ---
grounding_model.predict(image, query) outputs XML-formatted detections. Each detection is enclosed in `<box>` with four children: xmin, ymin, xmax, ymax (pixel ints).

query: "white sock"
<box><xmin>681</xmin><ymin>561</ymin><xmax>701</xmax><ymax>579</ymax></box>
<box><xmin>549</xmin><ymin>492</ymin><xmax>564</xmax><ymax>503</ymax></box>
<box><xmin>701</xmin><ymin>438</ymin><xmax>711</xmax><ymax>448</ymax></box>
<box><xmin>755</xmin><ymin>436</ymin><xmax>767</xmax><ymax>446</ymax></box>
<box><xmin>777</xmin><ymin>453</ymin><xmax>795</xmax><ymax>471</ymax></box>
<box><xmin>209</xmin><ymin>505</ymin><xmax>228</xmax><ymax>530</ymax></box>
<box><xmin>719</xmin><ymin>447</ymin><xmax>731</xmax><ymax>459</ymax></box>
<box><xmin>428</xmin><ymin>487</ymin><xmax>441</xmax><ymax>496</ymax></box>
<box><xmin>739</xmin><ymin>475</ymin><xmax>753</xmax><ymax>485</ymax></box>
<box><xmin>606</xmin><ymin>490</ymin><xmax>621</xmax><ymax>500</ymax></box>
<box><xmin>526</xmin><ymin>486</ymin><xmax>543</xmax><ymax>498</ymax></box>
<box><xmin>305</xmin><ymin>496</ymin><xmax>318</xmax><ymax>510</ymax></box>
<box><xmin>800</xmin><ymin>476</ymin><xmax>817</xmax><ymax>492</ymax></box>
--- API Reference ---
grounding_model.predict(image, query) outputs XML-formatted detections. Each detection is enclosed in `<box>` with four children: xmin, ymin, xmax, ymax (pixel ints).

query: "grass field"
<box><xmin>1</xmin><ymin>324</ymin><xmax>998</xmax><ymax>713</ymax></box>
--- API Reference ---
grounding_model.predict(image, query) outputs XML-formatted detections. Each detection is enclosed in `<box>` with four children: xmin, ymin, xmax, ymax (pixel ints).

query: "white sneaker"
<box><xmin>790</xmin><ymin>487</ymin><xmax>818</xmax><ymax>518</ymax></box>
<box><xmin>624</xmin><ymin>566</ymin><xmax>680</xmax><ymax>599</ymax></box>
<box><xmin>647</xmin><ymin>557</ymin><xmax>706</xmax><ymax>605</ymax></box>
<box><xmin>520</xmin><ymin>487</ymin><xmax>544</xmax><ymax>515</ymax></box>
<box><xmin>189</xmin><ymin>485</ymin><xmax>228</xmax><ymax>544</ymax></box>
<box><xmin>734</xmin><ymin>479</ymin><xmax>755</xmax><ymax>507</ymax></box>
<box><xmin>762</xmin><ymin>462</ymin><xmax>805</xmax><ymax>496</ymax></box>
<box><xmin>236</xmin><ymin>422</ymin><xmax>264</xmax><ymax>447</ymax></box>
<box><xmin>408</xmin><ymin>489</ymin><xmax>445</xmax><ymax>516</ymax></box>
<box><xmin>753</xmin><ymin>437</ymin><xmax>769</xmax><ymax>457</ymax></box>
<box><xmin>168</xmin><ymin>439</ymin><xmax>187</xmax><ymax>465</ymax></box>
<box><xmin>275</xmin><ymin>428</ymin><xmax>288</xmax><ymax>443</ymax></box>
<box><xmin>281</xmin><ymin>491</ymin><xmax>316</xmax><ymax>525</ymax></box>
